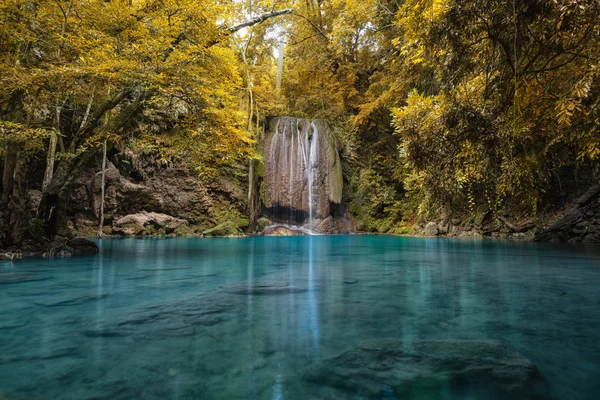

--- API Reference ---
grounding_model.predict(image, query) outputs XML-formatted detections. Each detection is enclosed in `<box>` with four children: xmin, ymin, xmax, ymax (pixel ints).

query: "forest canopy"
<box><xmin>1</xmin><ymin>0</ymin><xmax>599</xmax><ymax>244</ymax></box>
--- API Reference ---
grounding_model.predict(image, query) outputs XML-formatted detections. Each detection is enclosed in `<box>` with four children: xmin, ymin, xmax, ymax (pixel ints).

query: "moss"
<box><xmin>256</xmin><ymin>217</ymin><xmax>271</xmax><ymax>232</ymax></box>
<box><xmin>203</xmin><ymin>221</ymin><xmax>242</xmax><ymax>237</ymax></box>
<box><xmin>121</xmin><ymin>223</ymin><xmax>144</xmax><ymax>236</ymax></box>
<box><xmin>327</xmin><ymin>130</ymin><xmax>344</xmax><ymax>204</ymax></box>
<box><xmin>145</xmin><ymin>225</ymin><xmax>156</xmax><ymax>235</ymax></box>
<box><xmin>378</xmin><ymin>221</ymin><xmax>391</xmax><ymax>233</ymax></box>
<box><xmin>174</xmin><ymin>225</ymin><xmax>195</xmax><ymax>236</ymax></box>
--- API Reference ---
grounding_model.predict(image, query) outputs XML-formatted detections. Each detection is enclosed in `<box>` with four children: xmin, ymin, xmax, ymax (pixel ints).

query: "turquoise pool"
<box><xmin>1</xmin><ymin>236</ymin><xmax>599</xmax><ymax>399</ymax></box>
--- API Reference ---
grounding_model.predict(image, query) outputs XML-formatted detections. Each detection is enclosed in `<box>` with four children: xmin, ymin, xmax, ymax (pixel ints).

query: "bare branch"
<box><xmin>227</xmin><ymin>8</ymin><xmax>292</xmax><ymax>34</ymax></box>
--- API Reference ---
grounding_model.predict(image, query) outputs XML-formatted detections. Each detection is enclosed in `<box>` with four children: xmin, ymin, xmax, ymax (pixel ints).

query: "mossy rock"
<box><xmin>119</xmin><ymin>223</ymin><xmax>144</xmax><ymax>236</ymax></box>
<box><xmin>378</xmin><ymin>221</ymin><xmax>391</xmax><ymax>233</ymax></box>
<box><xmin>237</xmin><ymin>217</ymin><xmax>250</xmax><ymax>229</ymax></box>
<box><xmin>256</xmin><ymin>217</ymin><xmax>272</xmax><ymax>232</ymax></box>
<box><xmin>203</xmin><ymin>221</ymin><xmax>242</xmax><ymax>237</ymax></box>
<box><xmin>174</xmin><ymin>225</ymin><xmax>195</xmax><ymax>236</ymax></box>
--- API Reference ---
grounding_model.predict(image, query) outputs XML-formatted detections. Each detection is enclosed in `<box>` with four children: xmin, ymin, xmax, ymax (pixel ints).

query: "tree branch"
<box><xmin>227</xmin><ymin>8</ymin><xmax>292</xmax><ymax>34</ymax></box>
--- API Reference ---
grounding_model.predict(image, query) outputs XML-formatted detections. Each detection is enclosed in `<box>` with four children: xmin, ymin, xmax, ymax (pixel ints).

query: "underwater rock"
<box><xmin>83</xmin><ymin>327</ymin><xmax>133</xmax><ymax>338</ymax></box>
<box><xmin>302</xmin><ymin>339</ymin><xmax>549</xmax><ymax>400</ymax></box>
<box><xmin>0</xmin><ymin>347</ymin><xmax>80</xmax><ymax>365</ymax></box>
<box><xmin>223</xmin><ymin>281</ymin><xmax>308</xmax><ymax>295</ymax></box>
<box><xmin>43</xmin><ymin>237</ymin><xmax>98</xmax><ymax>257</ymax></box>
<box><xmin>0</xmin><ymin>272</ymin><xmax>50</xmax><ymax>284</ymax></box>
<box><xmin>0</xmin><ymin>321</ymin><xmax>29</xmax><ymax>330</ymax></box>
<box><xmin>34</xmin><ymin>293</ymin><xmax>109</xmax><ymax>307</ymax></box>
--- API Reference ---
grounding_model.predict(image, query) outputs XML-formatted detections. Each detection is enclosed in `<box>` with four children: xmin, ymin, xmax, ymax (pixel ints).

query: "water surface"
<box><xmin>1</xmin><ymin>236</ymin><xmax>599</xmax><ymax>399</ymax></box>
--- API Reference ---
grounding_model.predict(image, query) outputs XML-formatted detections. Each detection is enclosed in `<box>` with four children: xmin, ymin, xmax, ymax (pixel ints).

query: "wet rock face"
<box><xmin>263</xmin><ymin>117</ymin><xmax>343</xmax><ymax>224</ymax></box>
<box><xmin>261</xmin><ymin>225</ymin><xmax>307</xmax><ymax>236</ymax></box>
<box><xmin>113</xmin><ymin>211</ymin><xmax>188</xmax><ymax>236</ymax></box>
<box><xmin>535</xmin><ymin>183</ymin><xmax>600</xmax><ymax>243</ymax></box>
<box><xmin>42</xmin><ymin>238</ymin><xmax>99</xmax><ymax>258</ymax></box>
<box><xmin>303</xmin><ymin>339</ymin><xmax>550</xmax><ymax>400</ymax></box>
<box><xmin>66</xmin><ymin>149</ymin><xmax>246</xmax><ymax>236</ymax></box>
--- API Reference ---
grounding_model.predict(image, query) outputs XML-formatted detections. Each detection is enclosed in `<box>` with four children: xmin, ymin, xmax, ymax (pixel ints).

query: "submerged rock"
<box><xmin>34</xmin><ymin>293</ymin><xmax>109</xmax><ymax>307</ymax></box>
<box><xmin>43</xmin><ymin>238</ymin><xmax>98</xmax><ymax>257</ymax></box>
<box><xmin>0</xmin><ymin>272</ymin><xmax>50</xmax><ymax>284</ymax></box>
<box><xmin>303</xmin><ymin>339</ymin><xmax>549</xmax><ymax>399</ymax></box>
<box><xmin>223</xmin><ymin>281</ymin><xmax>308</xmax><ymax>295</ymax></box>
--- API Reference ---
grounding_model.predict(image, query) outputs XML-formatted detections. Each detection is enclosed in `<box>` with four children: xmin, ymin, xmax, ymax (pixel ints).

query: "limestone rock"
<box><xmin>115</xmin><ymin>211</ymin><xmax>187</xmax><ymax>230</ymax></box>
<box><xmin>113</xmin><ymin>223</ymin><xmax>144</xmax><ymax>236</ymax></box>
<box><xmin>424</xmin><ymin>221</ymin><xmax>439</xmax><ymax>236</ymax></box>
<box><xmin>303</xmin><ymin>339</ymin><xmax>549</xmax><ymax>399</ymax></box>
<box><xmin>314</xmin><ymin>216</ymin><xmax>335</xmax><ymax>234</ymax></box>
<box><xmin>261</xmin><ymin>225</ymin><xmax>307</xmax><ymax>236</ymax></box>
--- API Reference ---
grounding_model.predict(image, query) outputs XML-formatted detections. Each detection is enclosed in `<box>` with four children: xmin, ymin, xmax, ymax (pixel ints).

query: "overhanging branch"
<box><xmin>227</xmin><ymin>8</ymin><xmax>292</xmax><ymax>34</ymax></box>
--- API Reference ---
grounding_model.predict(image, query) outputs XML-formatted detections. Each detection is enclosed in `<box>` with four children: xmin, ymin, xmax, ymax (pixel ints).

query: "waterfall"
<box><xmin>263</xmin><ymin>117</ymin><xmax>343</xmax><ymax>232</ymax></box>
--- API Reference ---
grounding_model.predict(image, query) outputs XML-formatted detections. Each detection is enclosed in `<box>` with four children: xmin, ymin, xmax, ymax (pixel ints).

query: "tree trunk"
<box><xmin>276</xmin><ymin>41</ymin><xmax>285</xmax><ymax>102</ymax></box>
<box><xmin>1</xmin><ymin>143</ymin><xmax>18</xmax><ymax>203</ymax></box>
<box><xmin>38</xmin><ymin>150</ymin><xmax>95</xmax><ymax>239</ymax></box>
<box><xmin>0</xmin><ymin>143</ymin><xmax>31</xmax><ymax>247</ymax></box>
<box><xmin>248</xmin><ymin>158</ymin><xmax>256</xmax><ymax>231</ymax></box>
<box><xmin>97</xmin><ymin>141</ymin><xmax>107</xmax><ymax>237</ymax></box>
<box><xmin>42</xmin><ymin>131</ymin><xmax>58</xmax><ymax>192</ymax></box>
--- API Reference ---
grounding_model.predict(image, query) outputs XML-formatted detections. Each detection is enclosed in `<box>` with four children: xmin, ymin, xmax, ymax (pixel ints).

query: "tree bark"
<box><xmin>97</xmin><ymin>141</ymin><xmax>107</xmax><ymax>237</ymax></box>
<box><xmin>37</xmin><ymin>150</ymin><xmax>96</xmax><ymax>238</ymax></box>
<box><xmin>1</xmin><ymin>143</ymin><xmax>18</xmax><ymax>203</ymax></box>
<box><xmin>276</xmin><ymin>41</ymin><xmax>285</xmax><ymax>102</ymax></box>
<box><xmin>42</xmin><ymin>131</ymin><xmax>58</xmax><ymax>192</ymax></box>
<box><xmin>0</xmin><ymin>143</ymin><xmax>31</xmax><ymax>247</ymax></box>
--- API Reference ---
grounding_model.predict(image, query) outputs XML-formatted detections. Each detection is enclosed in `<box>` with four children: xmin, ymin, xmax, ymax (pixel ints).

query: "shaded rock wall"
<box><xmin>534</xmin><ymin>182</ymin><xmax>600</xmax><ymax>243</ymax></box>
<box><xmin>263</xmin><ymin>117</ymin><xmax>343</xmax><ymax>224</ymax></box>
<box><xmin>63</xmin><ymin>149</ymin><xmax>245</xmax><ymax>236</ymax></box>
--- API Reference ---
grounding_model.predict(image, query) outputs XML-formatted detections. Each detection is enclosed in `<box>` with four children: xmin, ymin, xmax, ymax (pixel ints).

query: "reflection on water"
<box><xmin>0</xmin><ymin>236</ymin><xmax>599</xmax><ymax>399</ymax></box>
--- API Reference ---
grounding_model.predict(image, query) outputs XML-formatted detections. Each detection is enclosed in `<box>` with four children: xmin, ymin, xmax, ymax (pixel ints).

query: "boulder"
<box><xmin>256</xmin><ymin>217</ymin><xmax>272</xmax><ymax>232</ymax></box>
<box><xmin>43</xmin><ymin>237</ymin><xmax>99</xmax><ymax>257</ymax></box>
<box><xmin>114</xmin><ymin>223</ymin><xmax>145</xmax><ymax>236</ymax></box>
<box><xmin>203</xmin><ymin>221</ymin><xmax>242</xmax><ymax>237</ymax></box>
<box><xmin>68</xmin><ymin>238</ymin><xmax>99</xmax><ymax>255</ymax></box>
<box><xmin>303</xmin><ymin>339</ymin><xmax>549</xmax><ymax>400</ymax></box>
<box><xmin>261</xmin><ymin>225</ymin><xmax>307</xmax><ymax>236</ymax></box>
<box><xmin>0</xmin><ymin>252</ymin><xmax>22</xmax><ymax>262</ymax></box>
<box><xmin>314</xmin><ymin>216</ymin><xmax>335</xmax><ymax>234</ymax></box>
<box><xmin>114</xmin><ymin>211</ymin><xmax>188</xmax><ymax>235</ymax></box>
<box><xmin>424</xmin><ymin>221</ymin><xmax>439</xmax><ymax>236</ymax></box>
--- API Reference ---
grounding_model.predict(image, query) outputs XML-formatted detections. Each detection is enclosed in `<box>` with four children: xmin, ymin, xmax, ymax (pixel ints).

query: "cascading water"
<box><xmin>263</xmin><ymin>117</ymin><xmax>343</xmax><ymax>233</ymax></box>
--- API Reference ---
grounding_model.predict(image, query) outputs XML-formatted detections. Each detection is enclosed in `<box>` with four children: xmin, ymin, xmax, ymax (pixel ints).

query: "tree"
<box><xmin>0</xmin><ymin>0</ymin><xmax>291</xmax><ymax>243</ymax></box>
